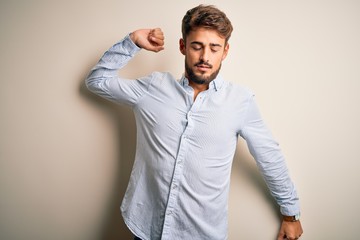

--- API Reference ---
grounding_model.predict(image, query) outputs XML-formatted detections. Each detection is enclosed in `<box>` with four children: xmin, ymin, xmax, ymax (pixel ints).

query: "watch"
<box><xmin>283</xmin><ymin>213</ymin><xmax>300</xmax><ymax>222</ymax></box>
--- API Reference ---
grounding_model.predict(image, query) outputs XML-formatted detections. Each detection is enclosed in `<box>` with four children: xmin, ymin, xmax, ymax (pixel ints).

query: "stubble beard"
<box><xmin>185</xmin><ymin>59</ymin><xmax>221</xmax><ymax>85</ymax></box>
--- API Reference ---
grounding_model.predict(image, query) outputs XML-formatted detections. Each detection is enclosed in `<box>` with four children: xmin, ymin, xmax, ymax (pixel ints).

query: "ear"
<box><xmin>179</xmin><ymin>38</ymin><xmax>186</xmax><ymax>55</ymax></box>
<box><xmin>222</xmin><ymin>43</ymin><xmax>230</xmax><ymax>61</ymax></box>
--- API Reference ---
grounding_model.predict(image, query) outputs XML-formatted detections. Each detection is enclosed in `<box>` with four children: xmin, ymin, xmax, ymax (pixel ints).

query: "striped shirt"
<box><xmin>86</xmin><ymin>35</ymin><xmax>300</xmax><ymax>240</ymax></box>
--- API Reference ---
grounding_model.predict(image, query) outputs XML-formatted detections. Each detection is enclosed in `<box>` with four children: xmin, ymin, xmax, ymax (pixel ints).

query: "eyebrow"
<box><xmin>190</xmin><ymin>41</ymin><xmax>223</xmax><ymax>48</ymax></box>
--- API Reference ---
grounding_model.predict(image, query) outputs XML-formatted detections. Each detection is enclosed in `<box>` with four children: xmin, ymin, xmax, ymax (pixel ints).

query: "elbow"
<box><xmin>84</xmin><ymin>71</ymin><xmax>98</xmax><ymax>92</ymax></box>
<box><xmin>85</xmin><ymin>76</ymin><xmax>93</xmax><ymax>91</ymax></box>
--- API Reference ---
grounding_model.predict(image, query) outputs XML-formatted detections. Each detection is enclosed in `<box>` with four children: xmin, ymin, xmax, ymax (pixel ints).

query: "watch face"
<box><xmin>295</xmin><ymin>213</ymin><xmax>301</xmax><ymax>220</ymax></box>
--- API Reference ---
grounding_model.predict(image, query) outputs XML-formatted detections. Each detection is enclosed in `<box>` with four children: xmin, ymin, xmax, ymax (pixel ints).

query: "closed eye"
<box><xmin>191</xmin><ymin>43</ymin><xmax>203</xmax><ymax>51</ymax></box>
<box><xmin>210</xmin><ymin>44</ymin><xmax>222</xmax><ymax>53</ymax></box>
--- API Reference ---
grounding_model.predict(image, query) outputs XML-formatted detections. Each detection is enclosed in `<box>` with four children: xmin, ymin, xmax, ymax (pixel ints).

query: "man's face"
<box><xmin>180</xmin><ymin>27</ymin><xmax>229</xmax><ymax>85</ymax></box>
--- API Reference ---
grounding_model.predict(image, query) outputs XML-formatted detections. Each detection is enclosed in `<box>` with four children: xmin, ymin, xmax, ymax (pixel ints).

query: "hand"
<box><xmin>277</xmin><ymin>220</ymin><xmax>303</xmax><ymax>240</ymax></box>
<box><xmin>130</xmin><ymin>28</ymin><xmax>165</xmax><ymax>52</ymax></box>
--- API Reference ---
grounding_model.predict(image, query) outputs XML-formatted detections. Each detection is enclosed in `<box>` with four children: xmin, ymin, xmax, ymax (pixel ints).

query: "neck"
<box><xmin>188</xmin><ymin>80</ymin><xmax>209</xmax><ymax>100</ymax></box>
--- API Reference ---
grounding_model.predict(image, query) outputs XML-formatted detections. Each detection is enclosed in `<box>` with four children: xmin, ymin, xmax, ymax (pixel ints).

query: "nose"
<box><xmin>200</xmin><ymin>48</ymin><xmax>210</xmax><ymax>63</ymax></box>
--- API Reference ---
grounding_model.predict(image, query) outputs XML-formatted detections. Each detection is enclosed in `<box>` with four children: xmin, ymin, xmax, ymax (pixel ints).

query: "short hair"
<box><xmin>181</xmin><ymin>5</ymin><xmax>233</xmax><ymax>44</ymax></box>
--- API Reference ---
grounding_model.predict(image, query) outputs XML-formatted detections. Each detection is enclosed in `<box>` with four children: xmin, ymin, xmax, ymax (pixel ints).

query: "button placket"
<box><xmin>161</xmin><ymin>107</ymin><xmax>192</xmax><ymax>239</ymax></box>
<box><xmin>161</xmin><ymin>90</ymin><xmax>205</xmax><ymax>239</ymax></box>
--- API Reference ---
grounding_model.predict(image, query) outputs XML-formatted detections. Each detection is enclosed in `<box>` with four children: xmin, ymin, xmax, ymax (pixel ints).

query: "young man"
<box><xmin>86</xmin><ymin>5</ymin><xmax>303</xmax><ymax>240</ymax></box>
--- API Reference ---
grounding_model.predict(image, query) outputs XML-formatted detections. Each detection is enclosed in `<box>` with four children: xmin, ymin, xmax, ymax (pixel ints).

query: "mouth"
<box><xmin>195</xmin><ymin>64</ymin><xmax>212</xmax><ymax>72</ymax></box>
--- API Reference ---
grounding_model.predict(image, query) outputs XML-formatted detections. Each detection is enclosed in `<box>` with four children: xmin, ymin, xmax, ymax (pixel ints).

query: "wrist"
<box><xmin>129</xmin><ymin>31</ymin><xmax>143</xmax><ymax>49</ymax></box>
<box><xmin>129</xmin><ymin>32</ymin><xmax>137</xmax><ymax>45</ymax></box>
<box><xmin>282</xmin><ymin>213</ymin><xmax>301</xmax><ymax>222</ymax></box>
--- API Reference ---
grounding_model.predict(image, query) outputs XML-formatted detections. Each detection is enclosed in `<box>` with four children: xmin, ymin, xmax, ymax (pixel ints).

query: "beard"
<box><xmin>185</xmin><ymin>59</ymin><xmax>221</xmax><ymax>85</ymax></box>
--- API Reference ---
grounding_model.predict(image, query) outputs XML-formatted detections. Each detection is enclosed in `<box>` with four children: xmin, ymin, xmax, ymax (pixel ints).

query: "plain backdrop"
<box><xmin>1</xmin><ymin>0</ymin><xmax>359</xmax><ymax>239</ymax></box>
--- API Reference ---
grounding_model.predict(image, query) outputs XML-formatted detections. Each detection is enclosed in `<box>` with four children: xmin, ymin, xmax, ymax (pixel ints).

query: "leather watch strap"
<box><xmin>283</xmin><ymin>214</ymin><xmax>300</xmax><ymax>222</ymax></box>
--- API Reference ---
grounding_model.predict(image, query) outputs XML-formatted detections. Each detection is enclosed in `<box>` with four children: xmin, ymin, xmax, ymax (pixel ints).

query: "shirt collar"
<box><xmin>180</xmin><ymin>74</ymin><xmax>224</xmax><ymax>91</ymax></box>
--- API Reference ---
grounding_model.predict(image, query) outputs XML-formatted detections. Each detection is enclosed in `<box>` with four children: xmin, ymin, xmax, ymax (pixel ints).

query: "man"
<box><xmin>86</xmin><ymin>4</ymin><xmax>303</xmax><ymax>240</ymax></box>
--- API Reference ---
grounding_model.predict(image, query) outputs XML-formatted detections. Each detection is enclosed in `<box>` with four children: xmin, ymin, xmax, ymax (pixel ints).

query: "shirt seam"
<box><xmin>239</xmin><ymin>93</ymin><xmax>255</xmax><ymax>137</ymax></box>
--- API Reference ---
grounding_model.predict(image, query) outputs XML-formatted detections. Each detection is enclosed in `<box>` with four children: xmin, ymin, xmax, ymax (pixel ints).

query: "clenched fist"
<box><xmin>130</xmin><ymin>28</ymin><xmax>165</xmax><ymax>52</ymax></box>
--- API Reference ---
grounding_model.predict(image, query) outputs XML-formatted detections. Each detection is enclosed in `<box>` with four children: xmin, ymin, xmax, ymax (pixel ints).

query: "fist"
<box><xmin>130</xmin><ymin>28</ymin><xmax>165</xmax><ymax>52</ymax></box>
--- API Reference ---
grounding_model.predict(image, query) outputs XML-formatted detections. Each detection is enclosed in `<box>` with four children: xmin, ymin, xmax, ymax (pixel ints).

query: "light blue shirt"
<box><xmin>86</xmin><ymin>35</ymin><xmax>300</xmax><ymax>240</ymax></box>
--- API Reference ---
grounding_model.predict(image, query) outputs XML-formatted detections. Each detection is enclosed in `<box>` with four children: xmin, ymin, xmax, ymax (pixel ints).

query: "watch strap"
<box><xmin>283</xmin><ymin>213</ymin><xmax>300</xmax><ymax>222</ymax></box>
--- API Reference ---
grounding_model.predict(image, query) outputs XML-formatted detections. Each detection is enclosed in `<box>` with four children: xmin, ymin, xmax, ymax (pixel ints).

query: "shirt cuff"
<box><xmin>280</xmin><ymin>202</ymin><xmax>301</xmax><ymax>216</ymax></box>
<box><xmin>123</xmin><ymin>33</ymin><xmax>141</xmax><ymax>56</ymax></box>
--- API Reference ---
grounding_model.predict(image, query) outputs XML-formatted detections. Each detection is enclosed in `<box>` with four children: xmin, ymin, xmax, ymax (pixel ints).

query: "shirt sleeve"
<box><xmin>85</xmin><ymin>34</ymin><xmax>153</xmax><ymax>106</ymax></box>
<box><xmin>239</xmin><ymin>94</ymin><xmax>300</xmax><ymax>216</ymax></box>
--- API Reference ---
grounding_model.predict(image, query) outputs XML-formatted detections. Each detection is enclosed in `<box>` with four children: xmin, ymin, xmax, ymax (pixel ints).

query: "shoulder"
<box><xmin>141</xmin><ymin>71</ymin><xmax>180</xmax><ymax>92</ymax></box>
<box><xmin>223</xmin><ymin>81</ymin><xmax>255</xmax><ymax>101</ymax></box>
<box><xmin>136</xmin><ymin>71</ymin><xmax>175</xmax><ymax>83</ymax></box>
<box><xmin>146</xmin><ymin>71</ymin><xmax>177</xmax><ymax>85</ymax></box>
<box><xmin>148</xmin><ymin>71</ymin><xmax>175</xmax><ymax>80</ymax></box>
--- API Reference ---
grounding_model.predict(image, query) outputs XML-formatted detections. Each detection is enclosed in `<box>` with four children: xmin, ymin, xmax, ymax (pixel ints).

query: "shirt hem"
<box><xmin>121</xmin><ymin>210</ymin><xmax>149</xmax><ymax>240</ymax></box>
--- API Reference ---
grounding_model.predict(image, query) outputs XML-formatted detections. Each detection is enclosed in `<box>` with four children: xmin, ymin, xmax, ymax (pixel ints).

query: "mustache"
<box><xmin>194</xmin><ymin>61</ymin><xmax>213</xmax><ymax>68</ymax></box>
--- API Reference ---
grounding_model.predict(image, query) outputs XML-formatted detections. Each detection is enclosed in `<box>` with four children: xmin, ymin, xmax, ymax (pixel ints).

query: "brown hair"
<box><xmin>181</xmin><ymin>5</ymin><xmax>233</xmax><ymax>43</ymax></box>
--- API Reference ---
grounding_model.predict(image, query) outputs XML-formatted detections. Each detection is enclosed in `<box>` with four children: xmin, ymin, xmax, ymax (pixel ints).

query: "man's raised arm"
<box><xmin>85</xmin><ymin>28</ymin><xmax>164</xmax><ymax>106</ymax></box>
